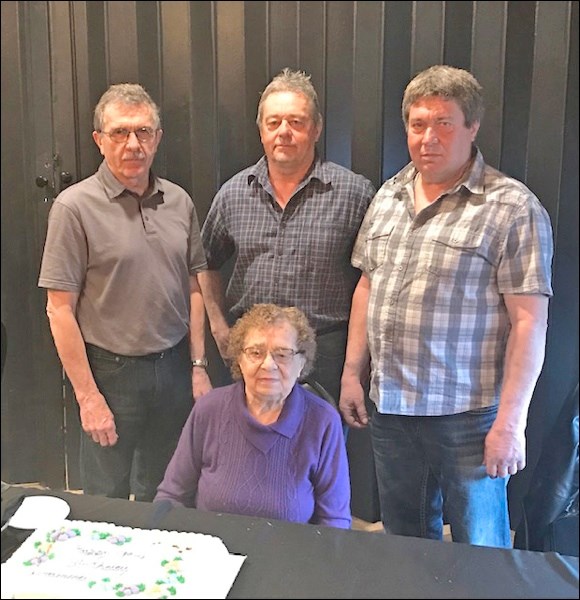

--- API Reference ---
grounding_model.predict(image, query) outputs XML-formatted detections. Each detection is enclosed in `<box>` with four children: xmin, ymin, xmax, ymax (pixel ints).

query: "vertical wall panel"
<box><xmin>1</xmin><ymin>1</ymin><xmax>65</xmax><ymax>487</ymax></box>
<box><xmin>298</xmin><ymin>1</ymin><xmax>326</xmax><ymax>151</ymax></box>
<box><xmin>412</xmin><ymin>1</ymin><xmax>445</xmax><ymax>71</ymax></box>
<box><xmin>443</xmin><ymin>1</ymin><xmax>473</xmax><ymax>70</ymax></box>
<box><xmin>269</xmin><ymin>1</ymin><xmax>299</xmax><ymax>74</ymax></box>
<box><xmin>471</xmin><ymin>2</ymin><xmax>507</xmax><ymax>168</ymax></box>
<box><xmin>189</xmin><ymin>1</ymin><xmax>219</xmax><ymax>218</ymax></box>
<box><xmin>215</xmin><ymin>1</ymin><xmax>248</xmax><ymax>184</ymax></box>
<box><xmin>105</xmin><ymin>1</ymin><xmax>139</xmax><ymax>82</ymax></box>
<box><xmin>382</xmin><ymin>1</ymin><xmax>413</xmax><ymax>181</ymax></box>
<box><xmin>325</xmin><ymin>1</ymin><xmax>354</xmax><ymax>166</ymax></box>
<box><xmin>243</xmin><ymin>2</ymin><xmax>269</xmax><ymax>168</ymax></box>
<box><xmin>160</xmin><ymin>2</ymin><xmax>194</xmax><ymax>193</ymax></box>
<box><xmin>352</xmin><ymin>1</ymin><xmax>384</xmax><ymax>185</ymax></box>
<box><xmin>501</xmin><ymin>2</ymin><xmax>535</xmax><ymax>181</ymax></box>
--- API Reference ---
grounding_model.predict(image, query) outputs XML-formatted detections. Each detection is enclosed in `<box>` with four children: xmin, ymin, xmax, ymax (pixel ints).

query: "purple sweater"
<box><xmin>155</xmin><ymin>381</ymin><xmax>351</xmax><ymax>529</ymax></box>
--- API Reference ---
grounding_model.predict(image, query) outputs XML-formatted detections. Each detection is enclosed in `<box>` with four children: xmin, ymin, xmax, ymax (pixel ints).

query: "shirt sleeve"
<box><xmin>497</xmin><ymin>197</ymin><xmax>554</xmax><ymax>296</ymax></box>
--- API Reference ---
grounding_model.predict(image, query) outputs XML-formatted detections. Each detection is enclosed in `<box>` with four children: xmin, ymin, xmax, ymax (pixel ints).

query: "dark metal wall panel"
<box><xmin>471</xmin><ymin>2</ymin><xmax>508</xmax><ymax>168</ymax></box>
<box><xmin>136</xmin><ymin>2</ymin><xmax>162</xmax><ymax>97</ymax></box>
<box><xmin>501</xmin><ymin>2</ymin><xmax>535</xmax><ymax>182</ymax></box>
<box><xmin>443</xmin><ymin>1</ymin><xmax>473</xmax><ymax>70</ymax></box>
<box><xmin>269</xmin><ymin>0</ymin><xmax>299</xmax><ymax>74</ymax></box>
<box><xmin>1</xmin><ymin>1</ymin><xmax>65</xmax><ymax>487</ymax></box>
<box><xmin>244</xmin><ymin>2</ymin><xmax>269</xmax><ymax>172</ymax></box>
<box><xmin>215</xmin><ymin>1</ymin><xmax>249</xmax><ymax>184</ymax></box>
<box><xmin>105</xmin><ymin>1</ymin><xmax>139</xmax><ymax>82</ymax></box>
<box><xmin>382</xmin><ymin>2</ymin><xmax>413</xmax><ymax>182</ymax></box>
<box><xmin>297</xmin><ymin>1</ymin><xmax>326</xmax><ymax>154</ymax></box>
<box><xmin>412</xmin><ymin>1</ymin><xmax>445</xmax><ymax>70</ymax></box>
<box><xmin>352</xmin><ymin>1</ymin><xmax>385</xmax><ymax>186</ymax></box>
<box><xmin>160</xmin><ymin>1</ymin><xmax>195</xmax><ymax>194</ymax></box>
<box><xmin>189</xmin><ymin>1</ymin><xmax>220</xmax><ymax>220</ymax></box>
<box><xmin>325</xmin><ymin>1</ymin><xmax>354</xmax><ymax>167</ymax></box>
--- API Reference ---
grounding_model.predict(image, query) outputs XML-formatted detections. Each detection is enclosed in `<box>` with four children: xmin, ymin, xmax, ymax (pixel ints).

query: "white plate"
<box><xmin>8</xmin><ymin>495</ymin><xmax>70</xmax><ymax>530</ymax></box>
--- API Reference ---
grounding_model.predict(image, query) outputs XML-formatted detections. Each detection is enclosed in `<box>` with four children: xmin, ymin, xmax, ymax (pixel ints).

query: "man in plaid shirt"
<box><xmin>340</xmin><ymin>65</ymin><xmax>553</xmax><ymax>548</ymax></box>
<box><xmin>197</xmin><ymin>68</ymin><xmax>375</xmax><ymax>408</ymax></box>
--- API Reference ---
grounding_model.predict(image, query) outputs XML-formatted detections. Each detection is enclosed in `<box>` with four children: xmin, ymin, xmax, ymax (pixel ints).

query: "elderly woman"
<box><xmin>155</xmin><ymin>303</ymin><xmax>351</xmax><ymax>529</ymax></box>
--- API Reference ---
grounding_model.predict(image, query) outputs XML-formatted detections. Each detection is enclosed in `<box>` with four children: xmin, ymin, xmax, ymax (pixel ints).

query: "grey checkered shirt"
<box><xmin>351</xmin><ymin>149</ymin><xmax>553</xmax><ymax>415</ymax></box>
<box><xmin>202</xmin><ymin>155</ymin><xmax>375</xmax><ymax>331</ymax></box>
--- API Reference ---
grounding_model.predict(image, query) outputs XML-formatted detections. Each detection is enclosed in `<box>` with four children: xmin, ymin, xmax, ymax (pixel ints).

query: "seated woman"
<box><xmin>155</xmin><ymin>303</ymin><xmax>351</xmax><ymax>529</ymax></box>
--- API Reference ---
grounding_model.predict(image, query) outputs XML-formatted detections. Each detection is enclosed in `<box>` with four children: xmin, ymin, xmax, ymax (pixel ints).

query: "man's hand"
<box><xmin>79</xmin><ymin>392</ymin><xmax>118</xmax><ymax>447</ymax></box>
<box><xmin>339</xmin><ymin>377</ymin><xmax>369</xmax><ymax>428</ymax></box>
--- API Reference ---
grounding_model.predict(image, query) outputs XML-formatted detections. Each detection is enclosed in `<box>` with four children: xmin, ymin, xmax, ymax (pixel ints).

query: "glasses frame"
<box><xmin>241</xmin><ymin>346</ymin><xmax>303</xmax><ymax>366</ymax></box>
<box><xmin>99</xmin><ymin>127</ymin><xmax>158</xmax><ymax>143</ymax></box>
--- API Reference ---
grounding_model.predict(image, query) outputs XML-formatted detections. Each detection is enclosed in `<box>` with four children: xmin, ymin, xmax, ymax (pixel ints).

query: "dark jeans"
<box><xmin>371</xmin><ymin>405</ymin><xmax>512</xmax><ymax>548</ymax></box>
<box><xmin>307</xmin><ymin>325</ymin><xmax>350</xmax><ymax>440</ymax></box>
<box><xmin>308</xmin><ymin>325</ymin><xmax>348</xmax><ymax>407</ymax></box>
<box><xmin>82</xmin><ymin>336</ymin><xmax>193</xmax><ymax>501</ymax></box>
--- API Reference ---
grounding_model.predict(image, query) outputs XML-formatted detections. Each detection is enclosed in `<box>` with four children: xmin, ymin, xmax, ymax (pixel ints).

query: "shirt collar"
<box><xmin>246</xmin><ymin>151</ymin><xmax>330</xmax><ymax>188</ymax></box>
<box><xmin>391</xmin><ymin>146</ymin><xmax>485</xmax><ymax>197</ymax></box>
<box><xmin>97</xmin><ymin>160</ymin><xmax>163</xmax><ymax>200</ymax></box>
<box><xmin>232</xmin><ymin>380</ymin><xmax>304</xmax><ymax>447</ymax></box>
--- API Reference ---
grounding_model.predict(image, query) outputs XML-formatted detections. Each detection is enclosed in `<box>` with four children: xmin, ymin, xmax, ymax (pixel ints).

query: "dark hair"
<box><xmin>402</xmin><ymin>65</ymin><xmax>484</xmax><ymax>129</ymax></box>
<box><xmin>227</xmin><ymin>303</ymin><xmax>316</xmax><ymax>380</ymax></box>
<box><xmin>256</xmin><ymin>68</ymin><xmax>323</xmax><ymax>128</ymax></box>
<box><xmin>93</xmin><ymin>83</ymin><xmax>161</xmax><ymax>131</ymax></box>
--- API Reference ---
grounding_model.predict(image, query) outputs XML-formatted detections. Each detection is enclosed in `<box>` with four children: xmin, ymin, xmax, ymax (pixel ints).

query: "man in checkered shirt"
<box><xmin>196</xmin><ymin>68</ymin><xmax>375</xmax><ymax>408</ymax></box>
<box><xmin>340</xmin><ymin>65</ymin><xmax>553</xmax><ymax>548</ymax></box>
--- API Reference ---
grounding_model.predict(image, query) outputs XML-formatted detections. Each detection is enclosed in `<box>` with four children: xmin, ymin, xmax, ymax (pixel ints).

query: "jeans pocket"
<box><xmin>86</xmin><ymin>345</ymin><xmax>129</xmax><ymax>375</ymax></box>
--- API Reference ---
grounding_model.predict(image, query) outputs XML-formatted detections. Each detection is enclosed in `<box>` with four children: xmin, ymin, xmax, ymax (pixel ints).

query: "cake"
<box><xmin>0</xmin><ymin>519</ymin><xmax>246</xmax><ymax>599</ymax></box>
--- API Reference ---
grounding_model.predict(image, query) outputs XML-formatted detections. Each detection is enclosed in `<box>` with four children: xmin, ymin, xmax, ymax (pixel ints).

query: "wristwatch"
<box><xmin>191</xmin><ymin>358</ymin><xmax>208</xmax><ymax>369</ymax></box>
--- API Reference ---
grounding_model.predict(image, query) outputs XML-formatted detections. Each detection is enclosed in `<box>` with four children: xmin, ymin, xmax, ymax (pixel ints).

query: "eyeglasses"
<box><xmin>99</xmin><ymin>127</ymin><xmax>158</xmax><ymax>143</ymax></box>
<box><xmin>241</xmin><ymin>347</ymin><xmax>302</xmax><ymax>365</ymax></box>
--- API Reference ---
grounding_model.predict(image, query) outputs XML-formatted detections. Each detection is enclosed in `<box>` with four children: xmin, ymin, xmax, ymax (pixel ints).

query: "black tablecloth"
<box><xmin>2</xmin><ymin>486</ymin><xmax>578</xmax><ymax>599</ymax></box>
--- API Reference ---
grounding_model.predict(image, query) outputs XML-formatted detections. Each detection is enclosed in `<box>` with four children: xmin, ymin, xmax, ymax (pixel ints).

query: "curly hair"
<box><xmin>227</xmin><ymin>303</ymin><xmax>316</xmax><ymax>380</ymax></box>
<box><xmin>402</xmin><ymin>65</ymin><xmax>484</xmax><ymax>130</ymax></box>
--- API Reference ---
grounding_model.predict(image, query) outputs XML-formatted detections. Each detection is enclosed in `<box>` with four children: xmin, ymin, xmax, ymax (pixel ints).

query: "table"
<box><xmin>1</xmin><ymin>486</ymin><xmax>578</xmax><ymax>599</ymax></box>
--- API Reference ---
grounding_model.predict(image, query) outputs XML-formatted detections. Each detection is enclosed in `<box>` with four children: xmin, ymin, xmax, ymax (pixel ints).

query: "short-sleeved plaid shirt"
<box><xmin>351</xmin><ymin>149</ymin><xmax>553</xmax><ymax>416</ymax></box>
<box><xmin>202</xmin><ymin>155</ymin><xmax>375</xmax><ymax>331</ymax></box>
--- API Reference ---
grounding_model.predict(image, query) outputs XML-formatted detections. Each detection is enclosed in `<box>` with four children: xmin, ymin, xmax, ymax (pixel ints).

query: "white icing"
<box><xmin>1</xmin><ymin>519</ymin><xmax>245</xmax><ymax>599</ymax></box>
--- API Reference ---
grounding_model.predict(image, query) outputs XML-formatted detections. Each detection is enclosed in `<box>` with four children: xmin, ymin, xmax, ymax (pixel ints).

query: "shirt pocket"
<box><xmin>414</xmin><ymin>226</ymin><xmax>499</xmax><ymax>307</ymax></box>
<box><xmin>364</xmin><ymin>223</ymin><xmax>395</xmax><ymax>272</ymax></box>
<box><xmin>423</xmin><ymin>226</ymin><xmax>490</xmax><ymax>278</ymax></box>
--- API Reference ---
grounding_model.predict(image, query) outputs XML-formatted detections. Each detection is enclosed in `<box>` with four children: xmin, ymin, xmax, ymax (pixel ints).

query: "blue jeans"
<box><xmin>371</xmin><ymin>405</ymin><xmax>512</xmax><ymax>548</ymax></box>
<box><xmin>81</xmin><ymin>336</ymin><xmax>193</xmax><ymax>501</ymax></box>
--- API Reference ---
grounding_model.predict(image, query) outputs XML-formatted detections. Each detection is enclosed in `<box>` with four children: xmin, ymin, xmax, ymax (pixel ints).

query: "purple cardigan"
<box><xmin>155</xmin><ymin>381</ymin><xmax>351</xmax><ymax>529</ymax></box>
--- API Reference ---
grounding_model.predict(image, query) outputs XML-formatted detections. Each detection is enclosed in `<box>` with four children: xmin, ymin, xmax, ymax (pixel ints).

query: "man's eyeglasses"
<box><xmin>242</xmin><ymin>347</ymin><xmax>302</xmax><ymax>365</ymax></box>
<box><xmin>99</xmin><ymin>127</ymin><xmax>158</xmax><ymax>143</ymax></box>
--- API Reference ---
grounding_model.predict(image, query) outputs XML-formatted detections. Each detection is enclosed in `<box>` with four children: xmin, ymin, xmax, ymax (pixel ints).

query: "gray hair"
<box><xmin>256</xmin><ymin>68</ymin><xmax>323</xmax><ymax>128</ymax></box>
<box><xmin>227</xmin><ymin>303</ymin><xmax>316</xmax><ymax>380</ymax></box>
<box><xmin>402</xmin><ymin>65</ymin><xmax>484</xmax><ymax>130</ymax></box>
<box><xmin>93</xmin><ymin>83</ymin><xmax>161</xmax><ymax>131</ymax></box>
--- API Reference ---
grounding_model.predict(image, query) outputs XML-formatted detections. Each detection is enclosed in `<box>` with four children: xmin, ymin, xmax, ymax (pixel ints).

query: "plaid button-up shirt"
<box><xmin>202</xmin><ymin>155</ymin><xmax>375</xmax><ymax>331</ymax></box>
<box><xmin>352</xmin><ymin>149</ymin><xmax>553</xmax><ymax>415</ymax></box>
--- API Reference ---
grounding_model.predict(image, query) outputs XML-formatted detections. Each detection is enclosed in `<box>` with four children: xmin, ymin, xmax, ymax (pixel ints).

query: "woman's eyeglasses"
<box><xmin>242</xmin><ymin>347</ymin><xmax>302</xmax><ymax>365</ymax></box>
<box><xmin>99</xmin><ymin>127</ymin><xmax>158</xmax><ymax>143</ymax></box>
